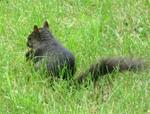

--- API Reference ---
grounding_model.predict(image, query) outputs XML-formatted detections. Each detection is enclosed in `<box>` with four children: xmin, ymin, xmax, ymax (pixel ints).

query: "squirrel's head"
<box><xmin>27</xmin><ymin>21</ymin><xmax>50</xmax><ymax>49</ymax></box>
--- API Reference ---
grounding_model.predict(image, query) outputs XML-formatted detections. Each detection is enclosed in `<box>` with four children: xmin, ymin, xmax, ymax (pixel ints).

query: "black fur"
<box><xmin>76</xmin><ymin>57</ymin><xmax>147</xmax><ymax>84</ymax></box>
<box><xmin>25</xmin><ymin>21</ymin><xmax>76</xmax><ymax>79</ymax></box>
<box><xmin>25</xmin><ymin>21</ymin><xmax>147</xmax><ymax>85</ymax></box>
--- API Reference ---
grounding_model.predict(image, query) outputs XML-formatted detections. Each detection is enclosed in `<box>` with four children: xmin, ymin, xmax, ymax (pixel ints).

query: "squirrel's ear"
<box><xmin>43</xmin><ymin>21</ymin><xmax>49</xmax><ymax>29</ymax></box>
<box><xmin>33</xmin><ymin>25</ymin><xmax>39</xmax><ymax>32</ymax></box>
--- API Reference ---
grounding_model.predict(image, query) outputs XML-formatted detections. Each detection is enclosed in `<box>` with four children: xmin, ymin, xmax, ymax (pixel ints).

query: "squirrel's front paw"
<box><xmin>25</xmin><ymin>49</ymin><xmax>34</xmax><ymax>61</ymax></box>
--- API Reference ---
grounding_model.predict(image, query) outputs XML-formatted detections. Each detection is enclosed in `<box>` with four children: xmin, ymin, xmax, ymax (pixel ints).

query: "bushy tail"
<box><xmin>75</xmin><ymin>57</ymin><xmax>148</xmax><ymax>84</ymax></box>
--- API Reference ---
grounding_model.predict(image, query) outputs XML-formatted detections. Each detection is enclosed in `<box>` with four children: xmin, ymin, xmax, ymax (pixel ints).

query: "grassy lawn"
<box><xmin>0</xmin><ymin>0</ymin><xmax>150</xmax><ymax>113</ymax></box>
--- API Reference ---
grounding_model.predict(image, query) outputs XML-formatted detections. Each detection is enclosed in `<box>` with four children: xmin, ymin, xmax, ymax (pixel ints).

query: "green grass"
<box><xmin>0</xmin><ymin>0</ymin><xmax>150</xmax><ymax>113</ymax></box>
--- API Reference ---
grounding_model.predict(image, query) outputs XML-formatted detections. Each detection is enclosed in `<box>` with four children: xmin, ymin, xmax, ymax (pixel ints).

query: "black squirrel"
<box><xmin>25</xmin><ymin>21</ymin><xmax>148</xmax><ymax>83</ymax></box>
<box><xmin>25</xmin><ymin>21</ymin><xmax>76</xmax><ymax>79</ymax></box>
